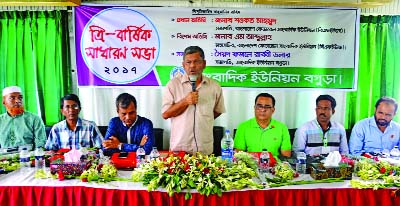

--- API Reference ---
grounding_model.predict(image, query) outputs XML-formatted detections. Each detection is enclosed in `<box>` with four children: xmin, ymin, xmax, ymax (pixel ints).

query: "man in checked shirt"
<box><xmin>45</xmin><ymin>94</ymin><xmax>103</xmax><ymax>151</ymax></box>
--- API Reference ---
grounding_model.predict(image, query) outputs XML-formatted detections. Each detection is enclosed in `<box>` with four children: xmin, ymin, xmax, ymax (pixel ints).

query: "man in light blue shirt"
<box><xmin>349</xmin><ymin>97</ymin><xmax>400</xmax><ymax>155</ymax></box>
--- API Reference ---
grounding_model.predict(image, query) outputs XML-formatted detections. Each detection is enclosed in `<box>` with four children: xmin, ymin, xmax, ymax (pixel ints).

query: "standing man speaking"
<box><xmin>162</xmin><ymin>46</ymin><xmax>225</xmax><ymax>155</ymax></box>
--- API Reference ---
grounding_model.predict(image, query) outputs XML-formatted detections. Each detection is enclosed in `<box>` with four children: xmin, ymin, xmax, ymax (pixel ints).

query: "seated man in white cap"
<box><xmin>0</xmin><ymin>86</ymin><xmax>46</xmax><ymax>149</ymax></box>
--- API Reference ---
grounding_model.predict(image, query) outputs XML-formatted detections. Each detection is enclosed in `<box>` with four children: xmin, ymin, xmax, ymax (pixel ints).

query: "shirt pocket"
<box><xmin>387</xmin><ymin>133</ymin><xmax>399</xmax><ymax>144</ymax></box>
<box><xmin>198</xmin><ymin>97</ymin><xmax>214</xmax><ymax>118</ymax></box>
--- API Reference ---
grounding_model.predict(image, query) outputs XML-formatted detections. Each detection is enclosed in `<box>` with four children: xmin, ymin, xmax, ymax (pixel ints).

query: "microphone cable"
<box><xmin>193</xmin><ymin>104</ymin><xmax>198</xmax><ymax>153</ymax></box>
<box><xmin>189</xmin><ymin>75</ymin><xmax>199</xmax><ymax>153</ymax></box>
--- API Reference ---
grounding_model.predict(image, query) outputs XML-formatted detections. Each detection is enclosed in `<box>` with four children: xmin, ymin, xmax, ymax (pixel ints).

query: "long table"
<box><xmin>1</xmin><ymin>169</ymin><xmax>399</xmax><ymax>206</ymax></box>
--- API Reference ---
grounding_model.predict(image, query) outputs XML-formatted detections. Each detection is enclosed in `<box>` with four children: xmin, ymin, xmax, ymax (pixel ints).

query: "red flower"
<box><xmin>293</xmin><ymin>172</ymin><xmax>299</xmax><ymax>178</ymax></box>
<box><xmin>380</xmin><ymin>167</ymin><xmax>386</xmax><ymax>174</ymax></box>
<box><xmin>167</xmin><ymin>168</ymin><xmax>174</xmax><ymax>174</ymax></box>
<box><xmin>203</xmin><ymin>168</ymin><xmax>210</xmax><ymax>174</ymax></box>
<box><xmin>81</xmin><ymin>178</ymin><xmax>88</xmax><ymax>182</ymax></box>
<box><xmin>184</xmin><ymin>164</ymin><xmax>190</xmax><ymax>172</ymax></box>
<box><xmin>177</xmin><ymin>151</ymin><xmax>186</xmax><ymax>158</ymax></box>
<box><xmin>58</xmin><ymin>171</ymin><xmax>65</xmax><ymax>181</ymax></box>
<box><xmin>167</xmin><ymin>162</ymin><xmax>175</xmax><ymax>167</ymax></box>
<box><xmin>348</xmin><ymin>160</ymin><xmax>354</xmax><ymax>167</ymax></box>
<box><xmin>97</xmin><ymin>164</ymin><xmax>103</xmax><ymax>172</ymax></box>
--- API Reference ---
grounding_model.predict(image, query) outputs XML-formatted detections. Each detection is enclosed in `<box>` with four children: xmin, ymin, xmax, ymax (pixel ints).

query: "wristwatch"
<box><xmin>118</xmin><ymin>143</ymin><xmax>123</xmax><ymax>150</ymax></box>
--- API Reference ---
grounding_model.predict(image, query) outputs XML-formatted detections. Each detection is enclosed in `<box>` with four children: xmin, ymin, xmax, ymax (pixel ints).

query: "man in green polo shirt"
<box><xmin>234</xmin><ymin>93</ymin><xmax>291</xmax><ymax>158</ymax></box>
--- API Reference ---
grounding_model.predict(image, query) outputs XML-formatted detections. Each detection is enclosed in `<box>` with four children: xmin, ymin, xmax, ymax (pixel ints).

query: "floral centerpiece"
<box><xmin>0</xmin><ymin>159</ymin><xmax>20</xmax><ymax>173</ymax></box>
<box><xmin>131</xmin><ymin>153</ymin><xmax>262</xmax><ymax>199</ymax></box>
<box><xmin>351</xmin><ymin>158</ymin><xmax>400</xmax><ymax>190</ymax></box>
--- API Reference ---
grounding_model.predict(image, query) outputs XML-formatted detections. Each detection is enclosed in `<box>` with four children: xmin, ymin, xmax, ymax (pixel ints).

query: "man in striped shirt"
<box><xmin>292</xmin><ymin>95</ymin><xmax>349</xmax><ymax>155</ymax></box>
<box><xmin>45</xmin><ymin>94</ymin><xmax>103</xmax><ymax>150</ymax></box>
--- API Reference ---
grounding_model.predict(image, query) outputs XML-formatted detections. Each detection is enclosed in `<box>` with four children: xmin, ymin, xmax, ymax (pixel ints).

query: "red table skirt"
<box><xmin>1</xmin><ymin>186</ymin><xmax>400</xmax><ymax>206</ymax></box>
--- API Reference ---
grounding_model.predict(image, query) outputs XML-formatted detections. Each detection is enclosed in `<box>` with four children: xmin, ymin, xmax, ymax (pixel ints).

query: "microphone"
<box><xmin>188</xmin><ymin>74</ymin><xmax>199</xmax><ymax>153</ymax></box>
<box><xmin>189</xmin><ymin>75</ymin><xmax>198</xmax><ymax>92</ymax></box>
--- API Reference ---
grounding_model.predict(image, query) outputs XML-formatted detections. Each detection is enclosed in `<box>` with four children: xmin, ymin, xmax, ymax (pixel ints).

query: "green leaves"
<box><xmin>274</xmin><ymin>162</ymin><xmax>295</xmax><ymax>180</ymax></box>
<box><xmin>79</xmin><ymin>163</ymin><xmax>119</xmax><ymax>183</ymax></box>
<box><xmin>131</xmin><ymin>153</ymin><xmax>261</xmax><ymax>199</ymax></box>
<box><xmin>0</xmin><ymin>158</ymin><xmax>20</xmax><ymax>173</ymax></box>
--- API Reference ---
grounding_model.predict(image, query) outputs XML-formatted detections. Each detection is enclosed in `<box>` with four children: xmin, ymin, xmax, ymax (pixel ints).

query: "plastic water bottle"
<box><xmin>79</xmin><ymin>145</ymin><xmax>88</xmax><ymax>160</ymax></box>
<box><xmin>296</xmin><ymin>152</ymin><xmax>307</xmax><ymax>174</ymax></box>
<box><xmin>149</xmin><ymin>147</ymin><xmax>160</xmax><ymax>160</ymax></box>
<box><xmin>221</xmin><ymin>129</ymin><xmax>234</xmax><ymax>164</ymax></box>
<box><xmin>390</xmin><ymin>146</ymin><xmax>400</xmax><ymax>158</ymax></box>
<box><xmin>259</xmin><ymin>149</ymin><xmax>270</xmax><ymax>173</ymax></box>
<box><xmin>19</xmin><ymin>147</ymin><xmax>30</xmax><ymax>172</ymax></box>
<box><xmin>34</xmin><ymin>147</ymin><xmax>45</xmax><ymax>170</ymax></box>
<box><xmin>136</xmin><ymin>146</ymin><xmax>146</xmax><ymax>168</ymax></box>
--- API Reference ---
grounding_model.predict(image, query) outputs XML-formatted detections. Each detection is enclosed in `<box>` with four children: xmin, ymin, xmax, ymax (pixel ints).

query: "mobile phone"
<box><xmin>118</xmin><ymin>152</ymin><xmax>128</xmax><ymax>158</ymax></box>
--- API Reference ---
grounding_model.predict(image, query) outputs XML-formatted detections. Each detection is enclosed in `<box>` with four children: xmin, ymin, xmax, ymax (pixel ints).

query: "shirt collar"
<box><xmin>62</xmin><ymin>118</ymin><xmax>82</xmax><ymax>130</ymax></box>
<box><xmin>252</xmin><ymin>118</ymin><xmax>275</xmax><ymax>130</ymax></box>
<box><xmin>123</xmin><ymin>115</ymin><xmax>139</xmax><ymax>128</ymax></box>
<box><xmin>314</xmin><ymin>119</ymin><xmax>331</xmax><ymax>132</ymax></box>
<box><xmin>6</xmin><ymin>111</ymin><xmax>24</xmax><ymax>118</ymax></box>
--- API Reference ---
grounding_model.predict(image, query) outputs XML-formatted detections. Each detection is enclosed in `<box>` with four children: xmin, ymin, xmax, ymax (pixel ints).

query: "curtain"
<box><xmin>0</xmin><ymin>10</ymin><xmax>71</xmax><ymax>125</ymax></box>
<box><xmin>345</xmin><ymin>16</ymin><xmax>400</xmax><ymax>129</ymax></box>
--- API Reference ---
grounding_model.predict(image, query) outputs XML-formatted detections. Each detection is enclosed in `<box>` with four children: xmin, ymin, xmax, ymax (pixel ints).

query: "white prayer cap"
<box><xmin>2</xmin><ymin>86</ymin><xmax>22</xmax><ymax>96</ymax></box>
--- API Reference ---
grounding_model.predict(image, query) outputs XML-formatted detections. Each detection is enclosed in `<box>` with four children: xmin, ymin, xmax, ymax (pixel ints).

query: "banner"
<box><xmin>75</xmin><ymin>6</ymin><xmax>359</xmax><ymax>89</ymax></box>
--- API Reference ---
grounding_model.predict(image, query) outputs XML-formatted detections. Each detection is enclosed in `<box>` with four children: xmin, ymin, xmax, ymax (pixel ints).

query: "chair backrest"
<box><xmin>153</xmin><ymin>128</ymin><xmax>164</xmax><ymax>151</ymax></box>
<box><xmin>45</xmin><ymin>126</ymin><xmax>52</xmax><ymax>137</ymax></box>
<box><xmin>213</xmin><ymin>126</ymin><xmax>224</xmax><ymax>156</ymax></box>
<box><xmin>288</xmin><ymin>128</ymin><xmax>296</xmax><ymax>144</ymax></box>
<box><xmin>98</xmin><ymin>126</ymin><xmax>108</xmax><ymax>137</ymax></box>
<box><xmin>346</xmin><ymin>129</ymin><xmax>352</xmax><ymax>143</ymax></box>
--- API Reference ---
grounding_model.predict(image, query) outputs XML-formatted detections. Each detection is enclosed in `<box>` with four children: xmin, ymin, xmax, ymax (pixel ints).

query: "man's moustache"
<box><xmin>377</xmin><ymin>119</ymin><xmax>389</xmax><ymax>127</ymax></box>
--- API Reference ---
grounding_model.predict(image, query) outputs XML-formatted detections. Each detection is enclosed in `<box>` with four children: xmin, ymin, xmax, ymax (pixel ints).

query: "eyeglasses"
<box><xmin>63</xmin><ymin>104</ymin><xmax>79</xmax><ymax>110</ymax></box>
<box><xmin>255</xmin><ymin>104</ymin><xmax>273</xmax><ymax>110</ymax></box>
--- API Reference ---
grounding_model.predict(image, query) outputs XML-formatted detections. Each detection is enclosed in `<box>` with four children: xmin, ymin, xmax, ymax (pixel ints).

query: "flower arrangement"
<box><xmin>131</xmin><ymin>153</ymin><xmax>262</xmax><ymax>199</ymax></box>
<box><xmin>354</xmin><ymin>158</ymin><xmax>399</xmax><ymax>180</ymax></box>
<box><xmin>351</xmin><ymin>158</ymin><xmax>400</xmax><ymax>190</ymax></box>
<box><xmin>0</xmin><ymin>159</ymin><xmax>20</xmax><ymax>173</ymax></box>
<box><xmin>273</xmin><ymin>162</ymin><xmax>297</xmax><ymax>180</ymax></box>
<box><xmin>80</xmin><ymin>163</ymin><xmax>118</xmax><ymax>182</ymax></box>
<box><xmin>0</xmin><ymin>154</ymin><xmax>20</xmax><ymax>173</ymax></box>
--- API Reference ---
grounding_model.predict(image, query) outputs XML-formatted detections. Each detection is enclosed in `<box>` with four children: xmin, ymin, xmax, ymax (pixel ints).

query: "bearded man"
<box><xmin>349</xmin><ymin>96</ymin><xmax>400</xmax><ymax>155</ymax></box>
<box><xmin>0</xmin><ymin>86</ymin><xmax>46</xmax><ymax>149</ymax></box>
